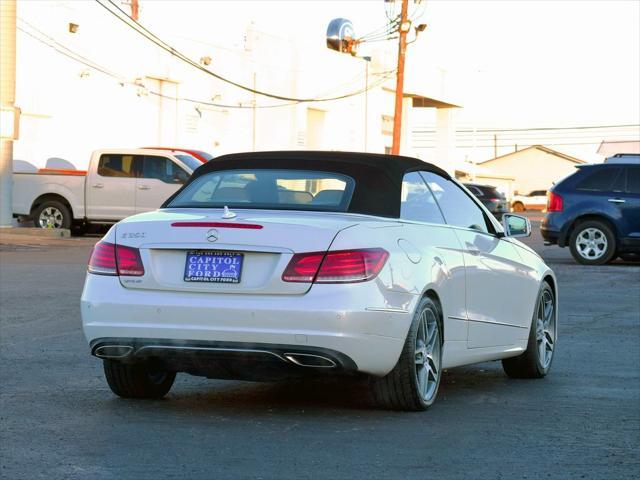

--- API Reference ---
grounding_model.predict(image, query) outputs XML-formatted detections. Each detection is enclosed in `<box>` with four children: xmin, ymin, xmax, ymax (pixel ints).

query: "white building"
<box><xmin>476</xmin><ymin>145</ymin><xmax>586</xmax><ymax>195</ymax></box>
<box><xmin>13</xmin><ymin>1</ymin><xmax>460</xmax><ymax>173</ymax></box>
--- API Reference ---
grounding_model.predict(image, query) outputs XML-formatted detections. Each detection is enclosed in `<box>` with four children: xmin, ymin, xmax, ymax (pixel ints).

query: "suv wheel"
<box><xmin>569</xmin><ymin>220</ymin><xmax>616</xmax><ymax>265</ymax></box>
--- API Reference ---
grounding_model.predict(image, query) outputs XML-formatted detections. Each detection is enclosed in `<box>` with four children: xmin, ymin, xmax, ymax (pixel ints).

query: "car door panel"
<box><xmin>398</xmin><ymin>172</ymin><xmax>467</xmax><ymax>347</ymax></box>
<box><xmin>619</xmin><ymin>166</ymin><xmax>640</xmax><ymax>243</ymax></box>
<box><xmin>453</xmin><ymin>229</ymin><xmax>534</xmax><ymax>348</ymax></box>
<box><xmin>420</xmin><ymin>171</ymin><xmax>533</xmax><ymax>350</ymax></box>
<box><xmin>85</xmin><ymin>153</ymin><xmax>139</xmax><ymax>220</ymax></box>
<box><xmin>135</xmin><ymin>155</ymin><xmax>188</xmax><ymax>214</ymax></box>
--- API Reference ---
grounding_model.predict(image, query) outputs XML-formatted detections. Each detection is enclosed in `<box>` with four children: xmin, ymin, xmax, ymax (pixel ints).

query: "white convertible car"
<box><xmin>81</xmin><ymin>151</ymin><xmax>557</xmax><ymax>410</ymax></box>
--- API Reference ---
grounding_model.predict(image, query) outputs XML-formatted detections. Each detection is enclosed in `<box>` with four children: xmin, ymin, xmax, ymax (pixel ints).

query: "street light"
<box><xmin>0</xmin><ymin>106</ymin><xmax>20</xmax><ymax>141</ymax></box>
<box><xmin>361</xmin><ymin>56</ymin><xmax>371</xmax><ymax>152</ymax></box>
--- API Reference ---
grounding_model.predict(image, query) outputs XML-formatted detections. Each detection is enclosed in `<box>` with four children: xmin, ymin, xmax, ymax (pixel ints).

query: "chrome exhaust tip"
<box><xmin>94</xmin><ymin>345</ymin><xmax>133</xmax><ymax>359</ymax></box>
<box><xmin>284</xmin><ymin>353</ymin><xmax>337</xmax><ymax>368</ymax></box>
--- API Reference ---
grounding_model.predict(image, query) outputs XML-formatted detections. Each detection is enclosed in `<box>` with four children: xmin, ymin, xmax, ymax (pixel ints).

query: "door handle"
<box><xmin>92</xmin><ymin>183</ymin><xmax>104</xmax><ymax>189</ymax></box>
<box><xmin>138</xmin><ymin>185</ymin><xmax>151</xmax><ymax>190</ymax></box>
<box><xmin>608</xmin><ymin>198</ymin><xmax>625</xmax><ymax>204</ymax></box>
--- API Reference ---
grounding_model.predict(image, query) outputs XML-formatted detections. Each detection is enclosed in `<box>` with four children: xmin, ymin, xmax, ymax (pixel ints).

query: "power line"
<box><xmin>95</xmin><ymin>0</ymin><xmax>395</xmax><ymax>104</ymax></box>
<box><xmin>413</xmin><ymin>123</ymin><xmax>640</xmax><ymax>133</ymax></box>
<box><xmin>19</xmin><ymin>19</ymin><xmax>395</xmax><ymax>110</ymax></box>
<box><xmin>149</xmin><ymin>70</ymin><xmax>396</xmax><ymax>110</ymax></box>
<box><xmin>17</xmin><ymin>25</ymin><xmax>126</xmax><ymax>82</ymax></box>
<box><xmin>415</xmin><ymin>141</ymin><xmax>622</xmax><ymax>149</ymax></box>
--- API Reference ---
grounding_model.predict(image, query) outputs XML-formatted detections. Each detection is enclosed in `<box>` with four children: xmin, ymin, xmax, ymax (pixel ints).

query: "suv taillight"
<box><xmin>88</xmin><ymin>241</ymin><xmax>145</xmax><ymax>276</ymax></box>
<box><xmin>282</xmin><ymin>248</ymin><xmax>389</xmax><ymax>284</ymax></box>
<box><xmin>547</xmin><ymin>192</ymin><xmax>563</xmax><ymax>212</ymax></box>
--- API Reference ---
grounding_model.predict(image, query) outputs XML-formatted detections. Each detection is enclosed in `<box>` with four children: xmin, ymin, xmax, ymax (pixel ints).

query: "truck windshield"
<box><xmin>174</xmin><ymin>154</ymin><xmax>203</xmax><ymax>172</ymax></box>
<box><xmin>166</xmin><ymin>169</ymin><xmax>355</xmax><ymax>212</ymax></box>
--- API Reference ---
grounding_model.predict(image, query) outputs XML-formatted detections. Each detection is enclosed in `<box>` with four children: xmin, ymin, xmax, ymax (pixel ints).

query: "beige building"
<box><xmin>478</xmin><ymin>145</ymin><xmax>586</xmax><ymax>195</ymax></box>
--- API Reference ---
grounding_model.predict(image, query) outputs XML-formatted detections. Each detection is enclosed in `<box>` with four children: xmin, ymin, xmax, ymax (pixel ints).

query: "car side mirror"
<box><xmin>173</xmin><ymin>170</ymin><xmax>189</xmax><ymax>184</ymax></box>
<box><xmin>502</xmin><ymin>214</ymin><xmax>531</xmax><ymax>238</ymax></box>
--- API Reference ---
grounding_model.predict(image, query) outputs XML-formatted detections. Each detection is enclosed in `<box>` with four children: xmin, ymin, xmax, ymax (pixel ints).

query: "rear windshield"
<box><xmin>166</xmin><ymin>169</ymin><xmax>355</xmax><ymax>212</ymax></box>
<box><xmin>174</xmin><ymin>154</ymin><xmax>203</xmax><ymax>172</ymax></box>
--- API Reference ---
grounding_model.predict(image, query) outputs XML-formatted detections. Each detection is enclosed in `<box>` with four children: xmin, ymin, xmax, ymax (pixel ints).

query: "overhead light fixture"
<box><xmin>68</xmin><ymin>22</ymin><xmax>79</xmax><ymax>34</ymax></box>
<box><xmin>0</xmin><ymin>106</ymin><xmax>21</xmax><ymax>140</ymax></box>
<box><xmin>400</xmin><ymin>21</ymin><xmax>412</xmax><ymax>33</ymax></box>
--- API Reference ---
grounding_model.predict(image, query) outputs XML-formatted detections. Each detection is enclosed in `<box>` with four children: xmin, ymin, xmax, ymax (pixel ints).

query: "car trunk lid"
<box><xmin>115</xmin><ymin>208</ymin><xmax>360</xmax><ymax>294</ymax></box>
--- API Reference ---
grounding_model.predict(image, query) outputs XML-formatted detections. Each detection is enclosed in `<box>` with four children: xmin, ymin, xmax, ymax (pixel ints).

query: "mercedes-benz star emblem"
<box><xmin>206</xmin><ymin>229</ymin><xmax>219</xmax><ymax>242</ymax></box>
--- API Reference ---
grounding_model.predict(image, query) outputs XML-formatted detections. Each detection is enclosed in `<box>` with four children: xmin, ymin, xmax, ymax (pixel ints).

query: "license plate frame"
<box><xmin>183</xmin><ymin>250</ymin><xmax>244</xmax><ymax>284</ymax></box>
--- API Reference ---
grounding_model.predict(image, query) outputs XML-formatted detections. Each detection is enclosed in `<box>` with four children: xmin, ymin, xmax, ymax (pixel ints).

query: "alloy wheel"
<box><xmin>38</xmin><ymin>207</ymin><xmax>64</xmax><ymax>229</ymax></box>
<box><xmin>415</xmin><ymin>308</ymin><xmax>441</xmax><ymax>402</ymax></box>
<box><xmin>575</xmin><ymin>227</ymin><xmax>608</xmax><ymax>260</ymax></box>
<box><xmin>536</xmin><ymin>289</ymin><xmax>555</xmax><ymax>369</ymax></box>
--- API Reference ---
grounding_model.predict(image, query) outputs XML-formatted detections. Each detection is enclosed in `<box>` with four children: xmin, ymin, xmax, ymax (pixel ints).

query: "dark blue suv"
<box><xmin>541</xmin><ymin>162</ymin><xmax>640</xmax><ymax>264</ymax></box>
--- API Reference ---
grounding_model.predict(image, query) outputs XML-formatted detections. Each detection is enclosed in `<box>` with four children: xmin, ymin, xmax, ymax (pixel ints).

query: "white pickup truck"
<box><xmin>13</xmin><ymin>148</ymin><xmax>202</xmax><ymax>230</ymax></box>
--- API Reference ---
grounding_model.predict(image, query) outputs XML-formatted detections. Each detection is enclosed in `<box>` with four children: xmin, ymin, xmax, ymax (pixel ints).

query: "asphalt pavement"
<box><xmin>1</xmin><ymin>217</ymin><xmax>639</xmax><ymax>479</ymax></box>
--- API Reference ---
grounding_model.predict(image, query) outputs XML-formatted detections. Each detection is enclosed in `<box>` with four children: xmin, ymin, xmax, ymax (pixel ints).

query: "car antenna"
<box><xmin>222</xmin><ymin>206</ymin><xmax>237</xmax><ymax>219</ymax></box>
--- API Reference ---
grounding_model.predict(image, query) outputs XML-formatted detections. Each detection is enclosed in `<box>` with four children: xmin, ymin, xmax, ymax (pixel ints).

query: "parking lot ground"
<box><xmin>1</xmin><ymin>219</ymin><xmax>639</xmax><ymax>479</ymax></box>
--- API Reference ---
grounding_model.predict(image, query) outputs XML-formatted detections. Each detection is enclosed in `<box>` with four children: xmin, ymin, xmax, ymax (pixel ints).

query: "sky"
<box><xmin>157</xmin><ymin>0</ymin><xmax>639</xmax><ymax>161</ymax></box>
<box><xmin>17</xmin><ymin>0</ymin><xmax>640</xmax><ymax>163</ymax></box>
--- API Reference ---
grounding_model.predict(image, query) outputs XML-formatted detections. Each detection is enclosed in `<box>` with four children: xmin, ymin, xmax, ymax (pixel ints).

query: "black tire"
<box><xmin>502</xmin><ymin>281</ymin><xmax>556</xmax><ymax>379</ymax></box>
<box><xmin>371</xmin><ymin>297</ymin><xmax>443</xmax><ymax>411</ymax></box>
<box><xmin>32</xmin><ymin>200</ymin><xmax>72</xmax><ymax>229</ymax></box>
<box><xmin>71</xmin><ymin>222</ymin><xmax>88</xmax><ymax>237</ymax></box>
<box><xmin>619</xmin><ymin>253</ymin><xmax>640</xmax><ymax>262</ymax></box>
<box><xmin>568</xmin><ymin>219</ymin><xmax>616</xmax><ymax>265</ymax></box>
<box><xmin>103</xmin><ymin>360</ymin><xmax>176</xmax><ymax>399</ymax></box>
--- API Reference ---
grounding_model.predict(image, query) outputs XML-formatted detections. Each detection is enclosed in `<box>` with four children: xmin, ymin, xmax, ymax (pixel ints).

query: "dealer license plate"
<box><xmin>183</xmin><ymin>251</ymin><xmax>244</xmax><ymax>284</ymax></box>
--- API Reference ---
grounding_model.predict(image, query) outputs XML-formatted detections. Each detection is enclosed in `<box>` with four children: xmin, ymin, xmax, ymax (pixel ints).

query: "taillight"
<box><xmin>88</xmin><ymin>242</ymin><xmax>117</xmax><ymax>275</ymax></box>
<box><xmin>282</xmin><ymin>252</ymin><xmax>325</xmax><ymax>282</ymax></box>
<box><xmin>115</xmin><ymin>245</ymin><xmax>145</xmax><ymax>276</ymax></box>
<box><xmin>282</xmin><ymin>248</ymin><xmax>389</xmax><ymax>284</ymax></box>
<box><xmin>547</xmin><ymin>192</ymin><xmax>563</xmax><ymax>212</ymax></box>
<box><xmin>88</xmin><ymin>241</ymin><xmax>145</xmax><ymax>276</ymax></box>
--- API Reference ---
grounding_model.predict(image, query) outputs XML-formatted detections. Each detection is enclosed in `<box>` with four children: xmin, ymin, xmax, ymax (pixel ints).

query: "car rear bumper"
<box><xmin>81</xmin><ymin>274</ymin><xmax>416</xmax><ymax>377</ymax></box>
<box><xmin>540</xmin><ymin>226</ymin><xmax>560</xmax><ymax>245</ymax></box>
<box><xmin>90</xmin><ymin>337</ymin><xmax>360</xmax><ymax>381</ymax></box>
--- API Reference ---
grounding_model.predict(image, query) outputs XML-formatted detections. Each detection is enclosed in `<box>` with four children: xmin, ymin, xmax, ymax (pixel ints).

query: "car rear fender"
<box><xmin>560</xmin><ymin>212</ymin><xmax>620</xmax><ymax>247</ymax></box>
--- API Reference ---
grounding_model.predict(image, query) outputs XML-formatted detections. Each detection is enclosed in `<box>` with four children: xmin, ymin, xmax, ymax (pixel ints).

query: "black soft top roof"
<box><xmin>164</xmin><ymin>150</ymin><xmax>450</xmax><ymax>218</ymax></box>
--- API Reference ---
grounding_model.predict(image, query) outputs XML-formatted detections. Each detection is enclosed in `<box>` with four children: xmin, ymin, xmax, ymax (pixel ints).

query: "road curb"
<box><xmin>0</xmin><ymin>227</ymin><xmax>71</xmax><ymax>238</ymax></box>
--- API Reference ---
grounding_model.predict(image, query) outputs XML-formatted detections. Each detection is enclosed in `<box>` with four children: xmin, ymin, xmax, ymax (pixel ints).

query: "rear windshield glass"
<box><xmin>174</xmin><ymin>154</ymin><xmax>203</xmax><ymax>172</ymax></box>
<box><xmin>576</xmin><ymin>167</ymin><xmax>623</xmax><ymax>192</ymax></box>
<box><xmin>166</xmin><ymin>169</ymin><xmax>355</xmax><ymax>212</ymax></box>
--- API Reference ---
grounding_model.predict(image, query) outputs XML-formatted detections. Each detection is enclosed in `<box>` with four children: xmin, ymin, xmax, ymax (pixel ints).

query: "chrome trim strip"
<box><xmin>94</xmin><ymin>345</ymin><xmax>133</xmax><ymax>358</ymax></box>
<box><xmin>135</xmin><ymin>345</ymin><xmax>288</xmax><ymax>361</ymax></box>
<box><xmin>467</xmin><ymin>318</ymin><xmax>527</xmax><ymax>329</ymax></box>
<box><xmin>365</xmin><ymin>307</ymin><xmax>410</xmax><ymax>313</ymax></box>
<box><xmin>284</xmin><ymin>353</ymin><xmax>337</xmax><ymax>368</ymax></box>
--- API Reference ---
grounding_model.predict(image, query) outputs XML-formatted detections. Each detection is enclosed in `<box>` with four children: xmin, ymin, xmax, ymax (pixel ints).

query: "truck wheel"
<box><xmin>103</xmin><ymin>360</ymin><xmax>176</xmax><ymax>399</ymax></box>
<box><xmin>512</xmin><ymin>202</ymin><xmax>525</xmax><ymax>212</ymax></box>
<box><xmin>33</xmin><ymin>200</ymin><xmax>72</xmax><ymax>229</ymax></box>
<box><xmin>569</xmin><ymin>220</ymin><xmax>616</xmax><ymax>265</ymax></box>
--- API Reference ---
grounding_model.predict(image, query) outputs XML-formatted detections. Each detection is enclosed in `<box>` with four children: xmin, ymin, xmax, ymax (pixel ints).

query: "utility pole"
<box><xmin>391</xmin><ymin>0</ymin><xmax>409</xmax><ymax>155</ymax></box>
<box><xmin>493</xmin><ymin>134</ymin><xmax>498</xmax><ymax>159</ymax></box>
<box><xmin>130</xmin><ymin>0</ymin><xmax>139</xmax><ymax>21</ymax></box>
<box><xmin>0</xmin><ymin>0</ymin><xmax>17</xmax><ymax>227</ymax></box>
<box><xmin>252</xmin><ymin>72</ymin><xmax>257</xmax><ymax>151</ymax></box>
<box><xmin>363</xmin><ymin>56</ymin><xmax>371</xmax><ymax>152</ymax></box>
